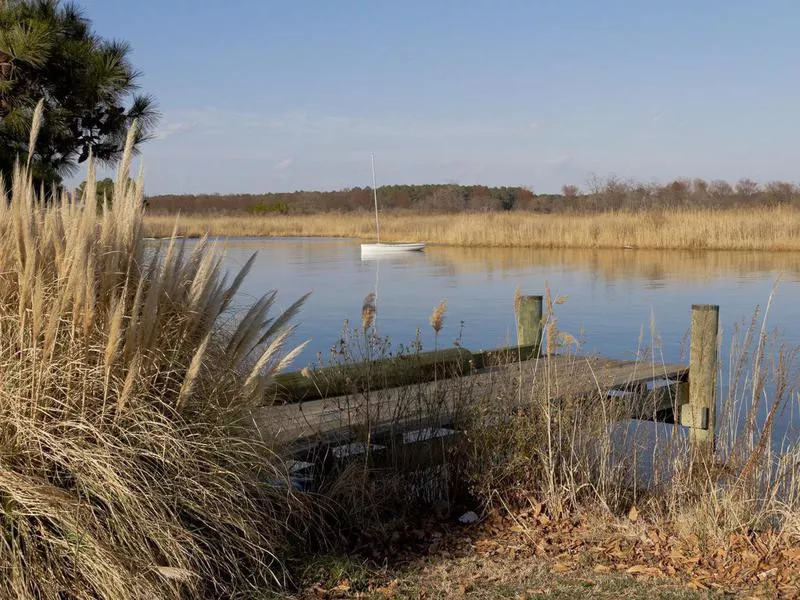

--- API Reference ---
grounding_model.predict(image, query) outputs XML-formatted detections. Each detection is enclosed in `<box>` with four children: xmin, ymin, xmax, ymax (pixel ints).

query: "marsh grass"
<box><xmin>0</xmin><ymin>112</ymin><xmax>308</xmax><ymax>598</ymax></box>
<box><xmin>144</xmin><ymin>208</ymin><xmax>800</xmax><ymax>251</ymax></box>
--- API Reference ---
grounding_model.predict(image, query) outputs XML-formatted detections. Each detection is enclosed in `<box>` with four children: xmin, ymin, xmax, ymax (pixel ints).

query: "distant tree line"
<box><xmin>145</xmin><ymin>178</ymin><xmax>800</xmax><ymax>215</ymax></box>
<box><xmin>147</xmin><ymin>184</ymin><xmax>539</xmax><ymax>214</ymax></box>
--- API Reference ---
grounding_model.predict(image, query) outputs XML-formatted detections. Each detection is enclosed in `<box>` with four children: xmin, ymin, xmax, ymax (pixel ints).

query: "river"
<box><xmin>207</xmin><ymin>237</ymin><xmax>799</xmax><ymax>362</ymax></box>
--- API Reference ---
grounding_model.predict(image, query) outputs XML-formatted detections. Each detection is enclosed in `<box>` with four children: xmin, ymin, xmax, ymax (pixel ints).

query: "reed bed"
<box><xmin>0</xmin><ymin>109</ymin><xmax>307</xmax><ymax>599</ymax></box>
<box><xmin>144</xmin><ymin>207</ymin><xmax>800</xmax><ymax>251</ymax></box>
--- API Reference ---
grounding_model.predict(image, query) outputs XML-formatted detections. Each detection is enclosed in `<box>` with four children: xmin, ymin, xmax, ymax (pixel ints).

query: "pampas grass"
<box><xmin>429</xmin><ymin>300</ymin><xmax>447</xmax><ymax>335</ymax></box>
<box><xmin>0</xmin><ymin>119</ymin><xmax>307</xmax><ymax>598</ymax></box>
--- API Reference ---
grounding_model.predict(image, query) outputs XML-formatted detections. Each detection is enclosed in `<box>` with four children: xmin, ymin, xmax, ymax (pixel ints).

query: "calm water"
<box><xmin>185</xmin><ymin>236</ymin><xmax>800</xmax><ymax>441</ymax></box>
<box><xmin>209</xmin><ymin>237</ymin><xmax>800</xmax><ymax>367</ymax></box>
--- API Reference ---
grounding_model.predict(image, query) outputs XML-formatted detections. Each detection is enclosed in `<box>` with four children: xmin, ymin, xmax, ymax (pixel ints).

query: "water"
<box><xmin>189</xmin><ymin>236</ymin><xmax>800</xmax><ymax>441</ymax></box>
<box><xmin>210</xmin><ymin>237</ymin><xmax>800</xmax><ymax>365</ymax></box>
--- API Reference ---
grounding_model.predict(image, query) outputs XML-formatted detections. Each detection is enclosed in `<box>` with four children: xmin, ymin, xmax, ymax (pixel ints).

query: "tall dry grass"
<box><xmin>456</xmin><ymin>293</ymin><xmax>800</xmax><ymax>544</ymax></box>
<box><xmin>0</xmin><ymin>108</ymin><xmax>307</xmax><ymax>599</ymax></box>
<box><xmin>276</xmin><ymin>286</ymin><xmax>800</xmax><ymax>555</ymax></box>
<box><xmin>144</xmin><ymin>208</ymin><xmax>800</xmax><ymax>251</ymax></box>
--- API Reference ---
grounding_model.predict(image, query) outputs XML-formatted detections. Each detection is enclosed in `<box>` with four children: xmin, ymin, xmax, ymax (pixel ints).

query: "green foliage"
<box><xmin>75</xmin><ymin>176</ymin><xmax>112</xmax><ymax>205</ymax></box>
<box><xmin>75</xmin><ymin>176</ymin><xmax>136</xmax><ymax>209</ymax></box>
<box><xmin>0</xmin><ymin>0</ymin><xmax>159</xmax><ymax>185</ymax></box>
<box><xmin>248</xmin><ymin>200</ymin><xmax>289</xmax><ymax>215</ymax></box>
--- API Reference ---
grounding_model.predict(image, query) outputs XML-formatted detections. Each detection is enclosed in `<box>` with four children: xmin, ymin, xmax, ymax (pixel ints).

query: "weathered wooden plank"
<box><xmin>472</xmin><ymin>343</ymin><xmax>539</xmax><ymax>370</ymax></box>
<box><xmin>270</xmin><ymin>341</ymin><xmax>546</xmax><ymax>404</ymax></box>
<box><xmin>256</xmin><ymin>354</ymin><xmax>688</xmax><ymax>454</ymax></box>
<box><xmin>267</xmin><ymin>347</ymin><xmax>473</xmax><ymax>403</ymax></box>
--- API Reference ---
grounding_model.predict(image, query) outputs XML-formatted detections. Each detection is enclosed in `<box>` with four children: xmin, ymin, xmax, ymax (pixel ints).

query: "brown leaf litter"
<box><xmin>325</xmin><ymin>503</ymin><xmax>800</xmax><ymax>598</ymax></box>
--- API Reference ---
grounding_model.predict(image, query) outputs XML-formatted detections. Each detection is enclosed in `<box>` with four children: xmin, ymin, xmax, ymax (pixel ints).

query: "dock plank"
<box><xmin>255</xmin><ymin>355</ymin><xmax>687</xmax><ymax>452</ymax></box>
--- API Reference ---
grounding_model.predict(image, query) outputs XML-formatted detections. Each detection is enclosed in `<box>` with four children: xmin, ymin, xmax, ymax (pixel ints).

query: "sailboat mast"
<box><xmin>371</xmin><ymin>153</ymin><xmax>381</xmax><ymax>244</ymax></box>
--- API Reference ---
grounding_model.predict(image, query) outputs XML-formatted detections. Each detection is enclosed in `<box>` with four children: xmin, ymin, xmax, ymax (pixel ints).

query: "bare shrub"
<box><xmin>561</xmin><ymin>184</ymin><xmax>580</xmax><ymax>198</ymax></box>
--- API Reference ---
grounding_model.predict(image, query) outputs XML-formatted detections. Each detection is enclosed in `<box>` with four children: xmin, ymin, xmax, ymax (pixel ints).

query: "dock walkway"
<box><xmin>258</xmin><ymin>353</ymin><xmax>688</xmax><ymax>457</ymax></box>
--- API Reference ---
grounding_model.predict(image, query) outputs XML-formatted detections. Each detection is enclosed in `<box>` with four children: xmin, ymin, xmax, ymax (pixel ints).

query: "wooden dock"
<box><xmin>258</xmin><ymin>353</ymin><xmax>688</xmax><ymax>450</ymax></box>
<box><xmin>254</xmin><ymin>297</ymin><xmax>717</xmax><ymax>487</ymax></box>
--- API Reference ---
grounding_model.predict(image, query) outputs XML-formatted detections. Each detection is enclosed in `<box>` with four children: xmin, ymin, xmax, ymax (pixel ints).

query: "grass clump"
<box><xmin>0</xmin><ymin>110</ymin><xmax>306</xmax><ymax>598</ymax></box>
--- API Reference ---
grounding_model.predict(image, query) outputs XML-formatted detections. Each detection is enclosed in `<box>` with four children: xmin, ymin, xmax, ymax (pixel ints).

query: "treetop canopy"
<box><xmin>0</xmin><ymin>0</ymin><xmax>158</xmax><ymax>185</ymax></box>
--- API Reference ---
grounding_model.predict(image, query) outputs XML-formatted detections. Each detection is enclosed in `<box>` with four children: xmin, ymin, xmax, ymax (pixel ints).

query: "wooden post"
<box><xmin>516</xmin><ymin>295</ymin><xmax>544</xmax><ymax>356</ymax></box>
<box><xmin>683</xmin><ymin>304</ymin><xmax>719</xmax><ymax>459</ymax></box>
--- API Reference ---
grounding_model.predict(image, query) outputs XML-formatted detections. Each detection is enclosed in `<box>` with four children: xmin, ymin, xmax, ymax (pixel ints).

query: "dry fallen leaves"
<box><xmin>311</xmin><ymin>503</ymin><xmax>800</xmax><ymax>599</ymax></box>
<box><xmin>445</xmin><ymin>506</ymin><xmax>800</xmax><ymax>597</ymax></box>
<box><xmin>627</xmin><ymin>505</ymin><xmax>639</xmax><ymax>523</ymax></box>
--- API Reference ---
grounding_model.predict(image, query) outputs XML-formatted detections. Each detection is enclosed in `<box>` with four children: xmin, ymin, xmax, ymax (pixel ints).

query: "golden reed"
<box><xmin>144</xmin><ymin>207</ymin><xmax>800</xmax><ymax>251</ymax></box>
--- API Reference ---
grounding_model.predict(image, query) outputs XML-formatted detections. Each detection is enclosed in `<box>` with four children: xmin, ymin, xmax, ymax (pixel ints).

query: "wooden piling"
<box><xmin>684</xmin><ymin>304</ymin><xmax>719</xmax><ymax>457</ymax></box>
<box><xmin>516</xmin><ymin>295</ymin><xmax>543</xmax><ymax>356</ymax></box>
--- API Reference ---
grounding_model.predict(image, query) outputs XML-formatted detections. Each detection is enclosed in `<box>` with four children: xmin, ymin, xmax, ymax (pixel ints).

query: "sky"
<box><xmin>75</xmin><ymin>0</ymin><xmax>800</xmax><ymax>194</ymax></box>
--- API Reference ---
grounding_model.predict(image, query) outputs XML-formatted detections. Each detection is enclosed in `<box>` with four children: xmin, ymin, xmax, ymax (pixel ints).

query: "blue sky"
<box><xmin>76</xmin><ymin>0</ymin><xmax>800</xmax><ymax>194</ymax></box>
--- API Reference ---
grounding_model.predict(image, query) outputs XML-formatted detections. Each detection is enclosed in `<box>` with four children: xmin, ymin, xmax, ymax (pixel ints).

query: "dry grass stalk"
<box><xmin>0</xmin><ymin>118</ymin><xmax>308</xmax><ymax>598</ymax></box>
<box><xmin>429</xmin><ymin>299</ymin><xmax>447</xmax><ymax>334</ymax></box>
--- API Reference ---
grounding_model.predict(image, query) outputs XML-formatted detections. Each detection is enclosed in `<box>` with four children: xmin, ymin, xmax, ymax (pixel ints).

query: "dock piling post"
<box><xmin>516</xmin><ymin>295</ymin><xmax>544</xmax><ymax>356</ymax></box>
<box><xmin>683</xmin><ymin>304</ymin><xmax>719</xmax><ymax>460</ymax></box>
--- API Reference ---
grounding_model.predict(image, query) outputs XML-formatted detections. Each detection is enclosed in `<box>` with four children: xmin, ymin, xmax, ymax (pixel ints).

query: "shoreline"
<box><xmin>143</xmin><ymin>207</ymin><xmax>800</xmax><ymax>252</ymax></box>
<box><xmin>142</xmin><ymin>232</ymin><xmax>800</xmax><ymax>254</ymax></box>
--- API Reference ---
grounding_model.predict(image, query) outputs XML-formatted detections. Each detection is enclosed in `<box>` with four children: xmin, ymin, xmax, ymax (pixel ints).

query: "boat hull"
<box><xmin>360</xmin><ymin>242</ymin><xmax>426</xmax><ymax>256</ymax></box>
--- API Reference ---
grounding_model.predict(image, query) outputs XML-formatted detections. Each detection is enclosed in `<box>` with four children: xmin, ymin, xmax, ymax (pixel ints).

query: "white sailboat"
<box><xmin>360</xmin><ymin>154</ymin><xmax>425</xmax><ymax>257</ymax></box>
